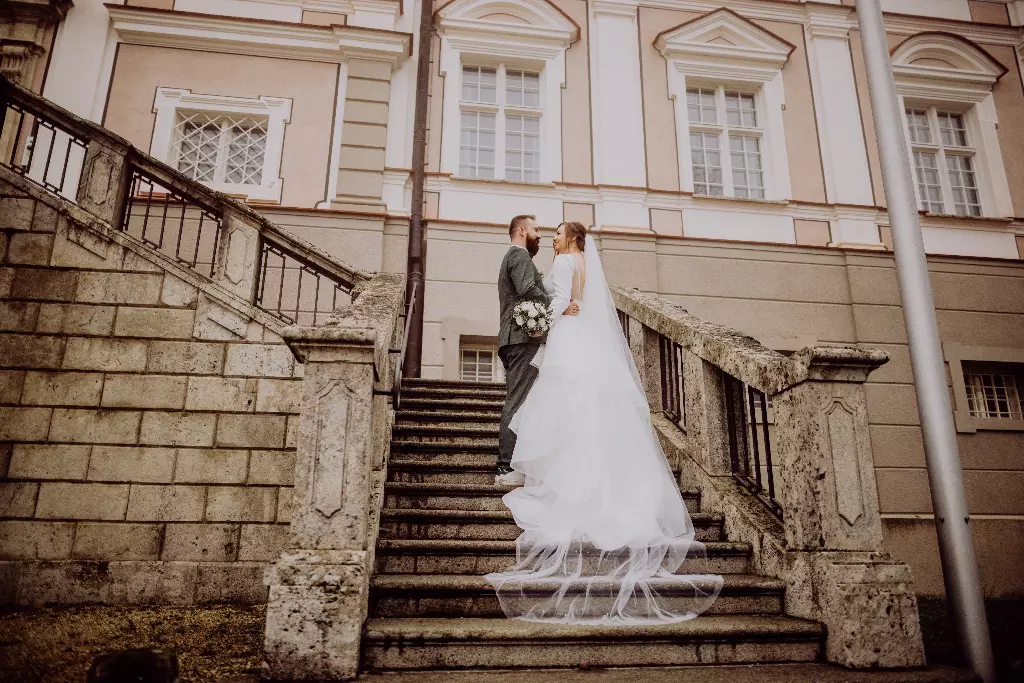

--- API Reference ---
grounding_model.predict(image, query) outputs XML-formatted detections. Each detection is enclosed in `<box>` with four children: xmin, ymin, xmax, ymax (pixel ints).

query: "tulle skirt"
<box><xmin>484</xmin><ymin>316</ymin><xmax>723</xmax><ymax>624</ymax></box>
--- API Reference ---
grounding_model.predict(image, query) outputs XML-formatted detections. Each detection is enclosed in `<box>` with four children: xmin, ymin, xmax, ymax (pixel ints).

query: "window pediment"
<box><xmin>655</xmin><ymin>8</ymin><xmax>794</xmax><ymax>80</ymax></box>
<box><xmin>435</xmin><ymin>0</ymin><xmax>579</xmax><ymax>50</ymax></box>
<box><xmin>891</xmin><ymin>32</ymin><xmax>1007</xmax><ymax>100</ymax></box>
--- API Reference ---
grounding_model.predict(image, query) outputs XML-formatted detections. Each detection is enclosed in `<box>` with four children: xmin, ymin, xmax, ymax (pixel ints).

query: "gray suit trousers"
<box><xmin>497</xmin><ymin>342</ymin><xmax>541</xmax><ymax>471</ymax></box>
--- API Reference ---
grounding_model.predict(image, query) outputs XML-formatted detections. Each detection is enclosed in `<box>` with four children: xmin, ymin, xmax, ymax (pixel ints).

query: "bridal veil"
<box><xmin>484</xmin><ymin>235</ymin><xmax>723</xmax><ymax>624</ymax></box>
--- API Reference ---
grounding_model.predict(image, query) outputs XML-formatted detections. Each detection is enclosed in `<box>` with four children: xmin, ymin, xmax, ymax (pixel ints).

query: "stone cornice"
<box><xmin>105</xmin><ymin>4</ymin><xmax>412</xmax><ymax>65</ymax></box>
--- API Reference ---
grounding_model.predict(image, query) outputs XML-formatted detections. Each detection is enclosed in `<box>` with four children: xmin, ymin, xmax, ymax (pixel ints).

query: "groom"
<box><xmin>495</xmin><ymin>215</ymin><xmax>577</xmax><ymax>485</ymax></box>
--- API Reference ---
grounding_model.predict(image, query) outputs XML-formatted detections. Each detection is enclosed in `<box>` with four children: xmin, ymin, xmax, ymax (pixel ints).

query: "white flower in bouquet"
<box><xmin>526</xmin><ymin>318</ymin><xmax>537</xmax><ymax>330</ymax></box>
<box><xmin>515</xmin><ymin>315</ymin><xmax>524</xmax><ymax>326</ymax></box>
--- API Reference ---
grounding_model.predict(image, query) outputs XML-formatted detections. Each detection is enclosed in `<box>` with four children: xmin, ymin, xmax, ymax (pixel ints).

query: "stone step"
<box><xmin>396</xmin><ymin>409</ymin><xmax>501</xmax><ymax>425</ymax></box>
<box><xmin>401</xmin><ymin>385</ymin><xmax>507</xmax><ymax>401</ymax></box>
<box><xmin>399</xmin><ymin>397</ymin><xmax>505</xmax><ymax>412</ymax></box>
<box><xmin>387</xmin><ymin>456</ymin><xmax>682</xmax><ymax>484</ymax></box>
<box><xmin>391</xmin><ymin>423</ymin><xmax>500</xmax><ymax>449</ymax></box>
<box><xmin>379</xmin><ymin>509</ymin><xmax>724</xmax><ymax>542</ymax></box>
<box><xmin>369</xmin><ymin>573</ymin><xmax>783</xmax><ymax>619</ymax></box>
<box><xmin>361</xmin><ymin>616</ymin><xmax>824</xmax><ymax>670</ymax></box>
<box><xmin>404</xmin><ymin>378</ymin><xmax>507</xmax><ymax>392</ymax></box>
<box><xmin>382</xmin><ymin>481</ymin><xmax>701</xmax><ymax>512</ymax></box>
<box><xmin>390</xmin><ymin>440</ymin><xmax>499</xmax><ymax>456</ymax></box>
<box><xmin>375</xmin><ymin>539</ymin><xmax>751</xmax><ymax>575</ymax></box>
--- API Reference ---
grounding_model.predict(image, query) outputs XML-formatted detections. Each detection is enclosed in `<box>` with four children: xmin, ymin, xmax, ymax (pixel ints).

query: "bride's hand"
<box><xmin>564</xmin><ymin>302</ymin><xmax>580</xmax><ymax>316</ymax></box>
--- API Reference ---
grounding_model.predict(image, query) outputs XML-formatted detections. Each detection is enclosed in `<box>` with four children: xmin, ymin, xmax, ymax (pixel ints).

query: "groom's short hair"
<box><xmin>509</xmin><ymin>214</ymin><xmax>535</xmax><ymax>239</ymax></box>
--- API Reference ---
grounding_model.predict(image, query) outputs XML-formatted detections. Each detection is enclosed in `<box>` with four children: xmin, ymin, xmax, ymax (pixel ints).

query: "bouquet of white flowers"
<box><xmin>512</xmin><ymin>300</ymin><xmax>553</xmax><ymax>338</ymax></box>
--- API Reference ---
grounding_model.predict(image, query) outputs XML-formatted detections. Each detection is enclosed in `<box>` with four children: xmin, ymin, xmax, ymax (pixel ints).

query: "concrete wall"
<box><xmin>0</xmin><ymin>190</ymin><xmax>301</xmax><ymax>605</ymax></box>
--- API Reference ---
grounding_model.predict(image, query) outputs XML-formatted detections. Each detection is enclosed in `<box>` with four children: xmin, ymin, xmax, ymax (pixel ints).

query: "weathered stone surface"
<box><xmin>72</xmin><ymin>522</ymin><xmax>163</xmax><ymax>561</ymax></box>
<box><xmin>255</xmin><ymin>378</ymin><xmax>302</xmax><ymax>413</ymax></box>
<box><xmin>160</xmin><ymin>275</ymin><xmax>199</xmax><ymax>308</ymax></box>
<box><xmin>35</xmin><ymin>303</ymin><xmax>116</xmax><ymax>336</ymax></box>
<box><xmin>224</xmin><ymin>344</ymin><xmax>294</xmax><ymax>378</ymax></box>
<box><xmin>184</xmin><ymin>376</ymin><xmax>257</xmax><ymax>412</ymax></box>
<box><xmin>162</xmin><ymin>523</ymin><xmax>239</xmax><ymax>562</ymax></box>
<box><xmin>101</xmin><ymin>375</ymin><xmax>188</xmax><ymax>410</ymax></box>
<box><xmin>9</xmin><ymin>444</ymin><xmax>91</xmax><ymax>480</ymax></box>
<box><xmin>6</xmin><ymin>232</ymin><xmax>53</xmax><ymax>265</ymax></box>
<box><xmin>248</xmin><ymin>450</ymin><xmax>295</xmax><ymax>485</ymax></box>
<box><xmin>22</xmin><ymin>370</ymin><xmax>104</xmax><ymax>406</ymax></box>
<box><xmin>264</xmin><ymin>550</ymin><xmax>371</xmax><ymax>680</ymax></box>
<box><xmin>174</xmin><ymin>449</ymin><xmax>248</xmax><ymax>484</ymax></box>
<box><xmin>0</xmin><ymin>333</ymin><xmax>65</xmax><ymax>369</ymax></box>
<box><xmin>216</xmin><ymin>414</ymin><xmax>286</xmax><ymax>449</ymax></box>
<box><xmin>196</xmin><ymin>562</ymin><xmax>266</xmax><ymax>603</ymax></box>
<box><xmin>147</xmin><ymin>341</ymin><xmax>224</xmax><ymax>375</ymax></box>
<box><xmin>126</xmin><ymin>485</ymin><xmax>205</xmax><ymax>522</ymax></box>
<box><xmin>36</xmin><ymin>482</ymin><xmax>130</xmax><ymax>520</ymax></box>
<box><xmin>0</xmin><ymin>482</ymin><xmax>39</xmax><ymax>518</ymax></box>
<box><xmin>88</xmin><ymin>446</ymin><xmax>175</xmax><ymax>483</ymax></box>
<box><xmin>113</xmin><ymin>307</ymin><xmax>195</xmax><ymax>339</ymax></box>
<box><xmin>0</xmin><ymin>301</ymin><xmax>39</xmax><ymax>332</ymax></box>
<box><xmin>11</xmin><ymin>268</ymin><xmax>78</xmax><ymax>301</ymax></box>
<box><xmin>205</xmin><ymin>486</ymin><xmax>278</xmax><ymax>522</ymax></box>
<box><xmin>0</xmin><ymin>406</ymin><xmax>52</xmax><ymax>440</ymax></box>
<box><xmin>63</xmin><ymin>337</ymin><xmax>148</xmax><ymax>372</ymax></box>
<box><xmin>49</xmin><ymin>408</ymin><xmax>142</xmax><ymax>444</ymax></box>
<box><xmin>0</xmin><ymin>369</ymin><xmax>25</xmax><ymax>403</ymax></box>
<box><xmin>140</xmin><ymin>411</ymin><xmax>216</xmax><ymax>447</ymax></box>
<box><xmin>0</xmin><ymin>520</ymin><xmax>75</xmax><ymax>560</ymax></box>
<box><xmin>76</xmin><ymin>272</ymin><xmax>162</xmax><ymax>305</ymax></box>
<box><xmin>238</xmin><ymin>523</ymin><xmax>289</xmax><ymax>561</ymax></box>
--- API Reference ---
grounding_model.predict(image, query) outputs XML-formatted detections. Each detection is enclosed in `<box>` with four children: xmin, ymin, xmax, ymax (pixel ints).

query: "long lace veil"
<box><xmin>485</xmin><ymin>234</ymin><xmax>723</xmax><ymax>625</ymax></box>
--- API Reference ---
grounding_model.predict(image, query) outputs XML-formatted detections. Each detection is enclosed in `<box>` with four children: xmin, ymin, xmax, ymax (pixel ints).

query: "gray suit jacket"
<box><xmin>498</xmin><ymin>246</ymin><xmax>551</xmax><ymax>351</ymax></box>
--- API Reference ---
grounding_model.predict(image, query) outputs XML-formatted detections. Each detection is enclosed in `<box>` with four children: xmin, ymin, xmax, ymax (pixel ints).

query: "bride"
<box><xmin>484</xmin><ymin>221</ymin><xmax>723</xmax><ymax>625</ymax></box>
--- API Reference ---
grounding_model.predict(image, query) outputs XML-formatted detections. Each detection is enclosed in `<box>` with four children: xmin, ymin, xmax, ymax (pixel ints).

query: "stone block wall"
<box><xmin>0</xmin><ymin>190</ymin><xmax>304</xmax><ymax>606</ymax></box>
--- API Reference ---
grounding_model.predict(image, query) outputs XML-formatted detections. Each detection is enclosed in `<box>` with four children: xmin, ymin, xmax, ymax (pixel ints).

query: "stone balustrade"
<box><xmin>612</xmin><ymin>285</ymin><xmax>926</xmax><ymax>669</ymax></box>
<box><xmin>263</xmin><ymin>272</ymin><xmax>406</xmax><ymax>681</ymax></box>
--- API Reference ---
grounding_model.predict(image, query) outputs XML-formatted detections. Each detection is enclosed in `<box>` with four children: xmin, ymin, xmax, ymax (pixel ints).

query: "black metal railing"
<box><xmin>0</xmin><ymin>98</ymin><xmax>88</xmax><ymax>201</ymax></box>
<box><xmin>724</xmin><ymin>373</ymin><xmax>781</xmax><ymax>519</ymax></box>
<box><xmin>393</xmin><ymin>281</ymin><xmax>419</xmax><ymax>410</ymax></box>
<box><xmin>617</xmin><ymin>309</ymin><xmax>629</xmax><ymax>339</ymax></box>
<box><xmin>254</xmin><ymin>236</ymin><xmax>354</xmax><ymax>326</ymax></box>
<box><xmin>659</xmin><ymin>334</ymin><xmax>685</xmax><ymax>429</ymax></box>
<box><xmin>121</xmin><ymin>166</ymin><xmax>224</xmax><ymax>277</ymax></box>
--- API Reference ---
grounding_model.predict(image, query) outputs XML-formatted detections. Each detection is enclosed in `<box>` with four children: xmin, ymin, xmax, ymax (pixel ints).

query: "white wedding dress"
<box><xmin>484</xmin><ymin>235</ymin><xmax>723</xmax><ymax>625</ymax></box>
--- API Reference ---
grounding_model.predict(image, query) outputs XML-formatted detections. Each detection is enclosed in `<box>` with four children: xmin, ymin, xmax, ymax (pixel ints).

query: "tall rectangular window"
<box><xmin>459</xmin><ymin>64</ymin><xmax>542</xmax><ymax>182</ymax></box>
<box><xmin>905</xmin><ymin>106</ymin><xmax>981</xmax><ymax>217</ymax></box>
<box><xmin>686</xmin><ymin>86</ymin><xmax>764</xmax><ymax>199</ymax></box>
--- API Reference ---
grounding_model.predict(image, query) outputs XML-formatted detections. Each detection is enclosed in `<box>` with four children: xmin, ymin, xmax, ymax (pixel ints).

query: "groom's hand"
<box><xmin>565</xmin><ymin>302</ymin><xmax>580</xmax><ymax>316</ymax></box>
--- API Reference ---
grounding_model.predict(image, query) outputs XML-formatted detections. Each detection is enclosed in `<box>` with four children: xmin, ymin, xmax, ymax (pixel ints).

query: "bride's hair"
<box><xmin>561</xmin><ymin>221</ymin><xmax>587</xmax><ymax>252</ymax></box>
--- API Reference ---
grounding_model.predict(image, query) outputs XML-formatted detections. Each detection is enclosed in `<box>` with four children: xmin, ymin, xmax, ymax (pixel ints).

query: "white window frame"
<box><xmin>459</xmin><ymin>342</ymin><xmax>504</xmax><ymax>382</ymax></box>
<box><xmin>458</xmin><ymin>64</ymin><xmax>543</xmax><ymax>182</ymax></box>
<box><xmin>890</xmin><ymin>33</ymin><xmax>1012</xmax><ymax>219</ymax></box>
<box><xmin>684</xmin><ymin>85</ymin><xmax>766</xmax><ymax>199</ymax></box>
<box><xmin>435</xmin><ymin>0</ymin><xmax>578</xmax><ymax>185</ymax></box>
<box><xmin>151</xmin><ymin>88</ymin><xmax>292</xmax><ymax>203</ymax></box>
<box><xmin>655</xmin><ymin>8</ymin><xmax>794</xmax><ymax>201</ymax></box>
<box><xmin>902</xmin><ymin>105</ymin><xmax>982</xmax><ymax>216</ymax></box>
<box><xmin>944</xmin><ymin>342</ymin><xmax>1024</xmax><ymax>433</ymax></box>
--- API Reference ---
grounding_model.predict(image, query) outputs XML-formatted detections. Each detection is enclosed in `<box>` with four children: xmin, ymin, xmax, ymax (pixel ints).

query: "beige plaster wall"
<box><xmin>769</xmin><ymin>18</ymin><xmax>828</xmax><ymax>204</ymax></box>
<box><xmin>554</xmin><ymin>0</ymin><xmax>592</xmax><ymax>185</ymax></box>
<box><xmin>988</xmin><ymin>44</ymin><xmax>1024</xmax><ymax>216</ymax></box>
<box><xmin>968</xmin><ymin>1</ymin><xmax>1010</xmax><ymax>25</ymax></box>
<box><xmin>103</xmin><ymin>44</ymin><xmax>338</xmax><ymax>208</ymax></box>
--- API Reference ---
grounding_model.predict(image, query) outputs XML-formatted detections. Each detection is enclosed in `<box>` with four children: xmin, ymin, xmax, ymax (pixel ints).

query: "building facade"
<box><xmin>6</xmin><ymin>0</ymin><xmax>1024</xmax><ymax>599</ymax></box>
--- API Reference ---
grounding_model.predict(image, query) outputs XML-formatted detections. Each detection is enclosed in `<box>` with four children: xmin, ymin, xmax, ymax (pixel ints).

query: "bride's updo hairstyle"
<box><xmin>563</xmin><ymin>221</ymin><xmax>587</xmax><ymax>252</ymax></box>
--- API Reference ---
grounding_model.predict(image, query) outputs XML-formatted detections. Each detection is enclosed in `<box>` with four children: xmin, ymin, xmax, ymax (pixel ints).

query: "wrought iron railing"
<box><xmin>724</xmin><ymin>373</ymin><xmax>781</xmax><ymax>519</ymax></box>
<box><xmin>121</xmin><ymin>166</ymin><xmax>224</xmax><ymax>278</ymax></box>
<box><xmin>659</xmin><ymin>334</ymin><xmax>685</xmax><ymax>429</ymax></box>
<box><xmin>0</xmin><ymin>74</ymin><xmax>367</xmax><ymax>328</ymax></box>
<box><xmin>0</xmin><ymin>93</ymin><xmax>88</xmax><ymax>201</ymax></box>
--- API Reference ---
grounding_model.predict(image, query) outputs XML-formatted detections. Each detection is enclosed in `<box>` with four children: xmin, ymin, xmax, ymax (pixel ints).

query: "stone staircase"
<box><xmin>363</xmin><ymin>378</ymin><xmax>826</xmax><ymax>672</ymax></box>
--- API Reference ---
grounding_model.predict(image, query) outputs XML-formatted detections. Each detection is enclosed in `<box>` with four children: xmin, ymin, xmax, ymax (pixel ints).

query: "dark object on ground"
<box><xmin>87</xmin><ymin>647</ymin><xmax>179</xmax><ymax>683</ymax></box>
<box><xmin>917</xmin><ymin>597</ymin><xmax>1024</xmax><ymax>683</ymax></box>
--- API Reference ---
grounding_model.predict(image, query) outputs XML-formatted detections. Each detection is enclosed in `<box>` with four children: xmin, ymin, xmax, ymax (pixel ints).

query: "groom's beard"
<box><xmin>526</xmin><ymin>235</ymin><xmax>540</xmax><ymax>257</ymax></box>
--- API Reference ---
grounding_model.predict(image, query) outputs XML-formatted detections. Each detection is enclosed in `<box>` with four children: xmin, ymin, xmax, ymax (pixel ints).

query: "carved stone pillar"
<box><xmin>213</xmin><ymin>205</ymin><xmax>262</xmax><ymax>302</ymax></box>
<box><xmin>76</xmin><ymin>138</ymin><xmax>131</xmax><ymax>226</ymax></box>
<box><xmin>626</xmin><ymin>317</ymin><xmax>661</xmax><ymax>409</ymax></box>
<box><xmin>0</xmin><ymin>0</ymin><xmax>71</xmax><ymax>90</ymax></box>
<box><xmin>773</xmin><ymin>347</ymin><xmax>926</xmax><ymax>668</ymax></box>
<box><xmin>264</xmin><ymin>273</ymin><xmax>404</xmax><ymax>682</ymax></box>
<box><xmin>682</xmin><ymin>351</ymin><xmax>731</xmax><ymax>477</ymax></box>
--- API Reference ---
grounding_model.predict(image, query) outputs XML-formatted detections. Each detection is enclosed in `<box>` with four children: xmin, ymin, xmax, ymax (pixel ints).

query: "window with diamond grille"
<box><xmin>459</xmin><ymin>64</ymin><xmax>542</xmax><ymax>181</ymax></box>
<box><xmin>686</xmin><ymin>86</ymin><xmax>764</xmax><ymax>199</ymax></box>
<box><xmin>904</xmin><ymin>106</ymin><xmax>982</xmax><ymax>216</ymax></box>
<box><xmin>964</xmin><ymin>362</ymin><xmax>1023</xmax><ymax>420</ymax></box>
<box><xmin>174</xmin><ymin>111</ymin><xmax>269</xmax><ymax>187</ymax></box>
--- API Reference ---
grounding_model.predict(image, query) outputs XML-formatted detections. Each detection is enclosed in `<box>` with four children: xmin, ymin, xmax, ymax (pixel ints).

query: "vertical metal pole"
<box><xmin>404</xmin><ymin>0</ymin><xmax>433</xmax><ymax>378</ymax></box>
<box><xmin>853</xmin><ymin>2</ymin><xmax>995</xmax><ymax>680</ymax></box>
